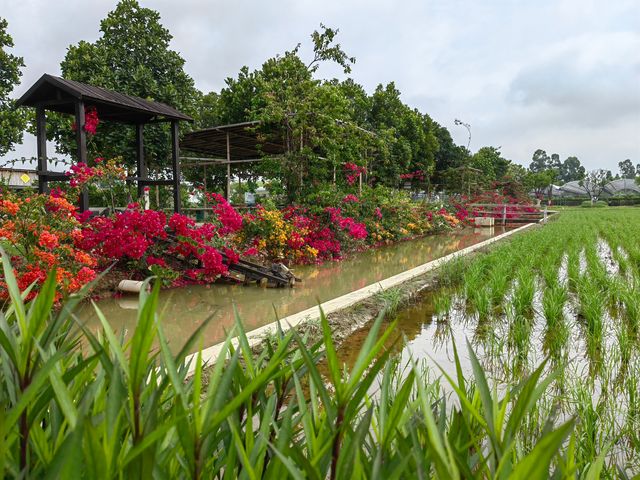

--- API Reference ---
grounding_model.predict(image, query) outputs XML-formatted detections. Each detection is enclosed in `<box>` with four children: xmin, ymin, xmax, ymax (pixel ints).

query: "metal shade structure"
<box><xmin>181</xmin><ymin>121</ymin><xmax>285</xmax><ymax>160</ymax></box>
<box><xmin>16</xmin><ymin>73</ymin><xmax>192</xmax><ymax>212</ymax></box>
<box><xmin>181</xmin><ymin>121</ymin><xmax>286</xmax><ymax>199</ymax></box>
<box><xmin>603</xmin><ymin>178</ymin><xmax>640</xmax><ymax>196</ymax></box>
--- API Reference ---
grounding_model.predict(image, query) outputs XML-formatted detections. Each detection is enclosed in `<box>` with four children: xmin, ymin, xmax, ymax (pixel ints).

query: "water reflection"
<box><xmin>77</xmin><ymin>227</ymin><xmax>506</xmax><ymax>353</ymax></box>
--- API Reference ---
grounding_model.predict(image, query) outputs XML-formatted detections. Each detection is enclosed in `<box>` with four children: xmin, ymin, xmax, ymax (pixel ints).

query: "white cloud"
<box><xmin>2</xmin><ymin>0</ymin><xmax>638</xmax><ymax>172</ymax></box>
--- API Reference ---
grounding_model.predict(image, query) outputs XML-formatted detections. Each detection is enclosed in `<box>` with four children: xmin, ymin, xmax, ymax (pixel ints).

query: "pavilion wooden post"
<box><xmin>75</xmin><ymin>100</ymin><xmax>89</xmax><ymax>212</ymax></box>
<box><xmin>171</xmin><ymin>120</ymin><xmax>181</xmax><ymax>213</ymax></box>
<box><xmin>135</xmin><ymin>123</ymin><xmax>147</xmax><ymax>200</ymax></box>
<box><xmin>35</xmin><ymin>106</ymin><xmax>48</xmax><ymax>194</ymax></box>
<box><xmin>226</xmin><ymin>132</ymin><xmax>231</xmax><ymax>200</ymax></box>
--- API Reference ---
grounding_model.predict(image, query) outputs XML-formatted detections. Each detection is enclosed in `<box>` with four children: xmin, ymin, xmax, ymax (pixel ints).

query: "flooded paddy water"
<box><xmin>77</xmin><ymin>227</ymin><xmax>509</xmax><ymax>353</ymax></box>
<box><xmin>335</xmin><ymin>210</ymin><xmax>640</xmax><ymax>471</ymax></box>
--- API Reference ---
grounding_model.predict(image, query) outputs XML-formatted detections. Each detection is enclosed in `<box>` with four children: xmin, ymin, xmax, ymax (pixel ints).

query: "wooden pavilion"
<box><xmin>16</xmin><ymin>73</ymin><xmax>192</xmax><ymax>212</ymax></box>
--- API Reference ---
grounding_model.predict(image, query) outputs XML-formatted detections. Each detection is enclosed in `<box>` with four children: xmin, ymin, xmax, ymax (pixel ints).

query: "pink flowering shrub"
<box><xmin>78</xmin><ymin>201</ymin><xmax>243</xmax><ymax>285</ymax></box>
<box><xmin>344</xmin><ymin>162</ymin><xmax>367</xmax><ymax>186</ymax></box>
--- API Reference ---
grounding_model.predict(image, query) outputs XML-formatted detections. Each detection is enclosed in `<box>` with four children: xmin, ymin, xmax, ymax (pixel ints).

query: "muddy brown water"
<box><xmin>76</xmin><ymin>227</ymin><xmax>508</xmax><ymax>353</ymax></box>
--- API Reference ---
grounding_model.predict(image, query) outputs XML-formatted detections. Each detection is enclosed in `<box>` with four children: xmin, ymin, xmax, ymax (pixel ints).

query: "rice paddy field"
<box><xmin>340</xmin><ymin>207</ymin><xmax>640</xmax><ymax>475</ymax></box>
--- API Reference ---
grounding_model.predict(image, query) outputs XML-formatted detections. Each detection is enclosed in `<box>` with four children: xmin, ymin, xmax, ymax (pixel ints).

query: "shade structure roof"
<box><xmin>603</xmin><ymin>178</ymin><xmax>640</xmax><ymax>196</ymax></box>
<box><xmin>181</xmin><ymin>121</ymin><xmax>286</xmax><ymax>161</ymax></box>
<box><xmin>559</xmin><ymin>180</ymin><xmax>589</xmax><ymax>196</ymax></box>
<box><xmin>16</xmin><ymin>74</ymin><xmax>192</xmax><ymax>123</ymax></box>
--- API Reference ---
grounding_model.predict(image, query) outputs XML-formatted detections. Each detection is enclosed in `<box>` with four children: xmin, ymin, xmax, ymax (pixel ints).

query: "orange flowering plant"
<box><xmin>0</xmin><ymin>189</ymin><xmax>96</xmax><ymax>300</ymax></box>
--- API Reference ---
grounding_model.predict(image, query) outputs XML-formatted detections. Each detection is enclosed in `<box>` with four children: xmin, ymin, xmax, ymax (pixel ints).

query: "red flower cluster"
<box><xmin>84</xmin><ymin>106</ymin><xmax>99</xmax><ymax>135</ymax></box>
<box><xmin>206</xmin><ymin>193</ymin><xmax>243</xmax><ymax>234</ymax></box>
<box><xmin>325</xmin><ymin>207</ymin><xmax>368</xmax><ymax>239</ymax></box>
<box><xmin>344</xmin><ymin>162</ymin><xmax>367</xmax><ymax>186</ymax></box>
<box><xmin>400</xmin><ymin>170</ymin><xmax>426</xmax><ymax>181</ymax></box>
<box><xmin>71</xmin><ymin>105</ymin><xmax>100</xmax><ymax>135</ymax></box>
<box><xmin>307</xmin><ymin>227</ymin><xmax>342</xmax><ymax>258</ymax></box>
<box><xmin>39</xmin><ymin>231</ymin><xmax>60</xmax><ymax>250</ymax></box>
<box><xmin>79</xmin><ymin>207</ymin><xmax>168</xmax><ymax>260</ymax></box>
<box><xmin>342</xmin><ymin>194</ymin><xmax>360</xmax><ymax>203</ymax></box>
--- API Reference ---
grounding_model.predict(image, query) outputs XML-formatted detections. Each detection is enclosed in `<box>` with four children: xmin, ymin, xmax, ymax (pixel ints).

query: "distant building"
<box><xmin>0</xmin><ymin>168</ymin><xmax>37</xmax><ymax>190</ymax></box>
<box><xmin>546</xmin><ymin>178</ymin><xmax>640</xmax><ymax>198</ymax></box>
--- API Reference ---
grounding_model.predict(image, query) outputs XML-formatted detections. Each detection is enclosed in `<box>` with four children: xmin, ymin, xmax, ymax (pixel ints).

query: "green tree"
<box><xmin>250</xmin><ymin>25</ymin><xmax>365</xmax><ymax>199</ymax></box>
<box><xmin>529</xmin><ymin>149</ymin><xmax>550</xmax><ymax>173</ymax></box>
<box><xmin>0</xmin><ymin>18</ymin><xmax>26</xmax><ymax>156</ymax></box>
<box><xmin>367</xmin><ymin>83</ymin><xmax>438</xmax><ymax>187</ymax></box>
<box><xmin>54</xmin><ymin>0</ymin><xmax>200</xmax><ymax>169</ymax></box>
<box><xmin>558</xmin><ymin>156</ymin><xmax>585</xmax><ymax>183</ymax></box>
<box><xmin>470</xmin><ymin>146</ymin><xmax>511</xmax><ymax>183</ymax></box>
<box><xmin>618</xmin><ymin>158</ymin><xmax>636</xmax><ymax>178</ymax></box>
<box><xmin>526</xmin><ymin>169</ymin><xmax>557</xmax><ymax>199</ymax></box>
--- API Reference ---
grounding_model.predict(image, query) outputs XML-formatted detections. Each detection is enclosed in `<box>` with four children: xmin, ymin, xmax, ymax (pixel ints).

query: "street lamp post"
<box><xmin>454</xmin><ymin>118</ymin><xmax>471</xmax><ymax>150</ymax></box>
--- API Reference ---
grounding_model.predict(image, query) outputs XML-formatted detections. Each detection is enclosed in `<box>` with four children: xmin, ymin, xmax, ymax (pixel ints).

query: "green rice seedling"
<box><xmin>513</xmin><ymin>270</ymin><xmax>535</xmax><ymax>317</ymax></box>
<box><xmin>432</xmin><ymin>290</ymin><xmax>452</xmax><ymax>320</ymax></box>
<box><xmin>488</xmin><ymin>261</ymin><xmax>512</xmax><ymax>308</ymax></box>
<box><xmin>463</xmin><ymin>261</ymin><xmax>485</xmax><ymax>300</ymax></box>
<box><xmin>438</xmin><ymin>255</ymin><xmax>468</xmax><ymax>287</ymax></box>
<box><xmin>473</xmin><ymin>286</ymin><xmax>492</xmax><ymax>322</ymax></box>
<box><xmin>541</xmin><ymin>260</ymin><xmax>561</xmax><ymax>289</ymax></box>
<box><xmin>626</xmin><ymin>372</ymin><xmax>639</xmax><ymax>442</ymax></box>
<box><xmin>567</xmin><ymin>250</ymin><xmax>580</xmax><ymax>291</ymax></box>
<box><xmin>621</xmin><ymin>286</ymin><xmax>640</xmax><ymax>341</ymax></box>
<box><xmin>576</xmin><ymin>276</ymin><xmax>605</xmax><ymax>358</ymax></box>
<box><xmin>571</xmin><ymin>383</ymin><xmax>610</xmax><ymax>472</ymax></box>
<box><xmin>616</xmin><ymin>322</ymin><xmax>632</xmax><ymax>368</ymax></box>
<box><xmin>507</xmin><ymin>308</ymin><xmax>532</xmax><ymax>371</ymax></box>
<box><xmin>542</xmin><ymin>284</ymin><xmax>569</xmax><ymax>356</ymax></box>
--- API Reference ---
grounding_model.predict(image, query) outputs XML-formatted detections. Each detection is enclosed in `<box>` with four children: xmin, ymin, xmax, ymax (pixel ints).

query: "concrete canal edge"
<box><xmin>185</xmin><ymin>222</ymin><xmax>539</xmax><ymax>376</ymax></box>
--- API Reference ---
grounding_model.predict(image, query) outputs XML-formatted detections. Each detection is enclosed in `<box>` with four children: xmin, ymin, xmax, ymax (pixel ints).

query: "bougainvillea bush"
<box><xmin>234</xmin><ymin>184</ymin><xmax>466</xmax><ymax>265</ymax></box>
<box><xmin>78</xmin><ymin>193</ymin><xmax>243</xmax><ymax>286</ymax></box>
<box><xmin>0</xmin><ymin>190</ymin><xmax>97</xmax><ymax>300</ymax></box>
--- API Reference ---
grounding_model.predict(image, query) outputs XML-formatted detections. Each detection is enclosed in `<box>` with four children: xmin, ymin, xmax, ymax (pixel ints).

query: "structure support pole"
<box><xmin>35</xmin><ymin>106</ymin><xmax>48</xmax><ymax>194</ymax></box>
<box><xmin>171</xmin><ymin>120</ymin><xmax>181</xmax><ymax>213</ymax></box>
<box><xmin>135</xmin><ymin>123</ymin><xmax>147</xmax><ymax>201</ymax></box>
<box><xmin>226</xmin><ymin>132</ymin><xmax>231</xmax><ymax>200</ymax></box>
<box><xmin>75</xmin><ymin>100</ymin><xmax>88</xmax><ymax>212</ymax></box>
<box><xmin>203</xmin><ymin>164</ymin><xmax>208</xmax><ymax>215</ymax></box>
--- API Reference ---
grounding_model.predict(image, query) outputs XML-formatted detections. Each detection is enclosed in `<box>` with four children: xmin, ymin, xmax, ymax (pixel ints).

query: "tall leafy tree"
<box><xmin>526</xmin><ymin>169</ymin><xmax>557</xmax><ymax>199</ymax></box>
<box><xmin>529</xmin><ymin>149</ymin><xmax>550</xmax><ymax>173</ymax></box>
<box><xmin>558</xmin><ymin>156</ymin><xmax>585</xmax><ymax>183</ymax></box>
<box><xmin>55</xmin><ymin>0</ymin><xmax>200</xmax><ymax>169</ymax></box>
<box><xmin>252</xmin><ymin>35</ymin><xmax>356</xmax><ymax>199</ymax></box>
<box><xmin>0</xmin><ymin>18</ymin><xmax>26</xmax><ymax>156</ymax></box>
<box><xmin>470</xmin><ymin>146</ymin><xmax>511</xmax><ymax>183</ymax></box>
<box><xmin>618</xmin><ymin>159</ymin><xmax>636</xmax><ymax>178</ymax></box>
<box><xmin>367</xmin><ymin>82</ymin><xmax>438</xmax><ymax>187</ymax></box>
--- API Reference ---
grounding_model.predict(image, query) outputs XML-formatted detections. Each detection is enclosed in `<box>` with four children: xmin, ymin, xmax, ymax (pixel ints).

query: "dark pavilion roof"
<box><xmin>181</xmin><ymin>121</ymin><xmax>286</xmax><ymax>160</ymax></box>
<box><xmin>16</xmin><ymin>74</ymin><xmax>192</xmax><ymax>123</ymax></box>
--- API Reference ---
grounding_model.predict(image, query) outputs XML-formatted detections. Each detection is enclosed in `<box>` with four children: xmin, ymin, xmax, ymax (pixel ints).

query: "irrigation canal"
<box><xmin>77</xmin><ymin>226</ymin><xmax>510</xmax><ymax>353</ymax></box>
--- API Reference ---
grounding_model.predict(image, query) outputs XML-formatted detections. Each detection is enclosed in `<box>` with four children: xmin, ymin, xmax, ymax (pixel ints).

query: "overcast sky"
<box><xmin>2</xmin><ymin>0</ymin><xmax>639</xmax><ymax>172</ymax></box>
